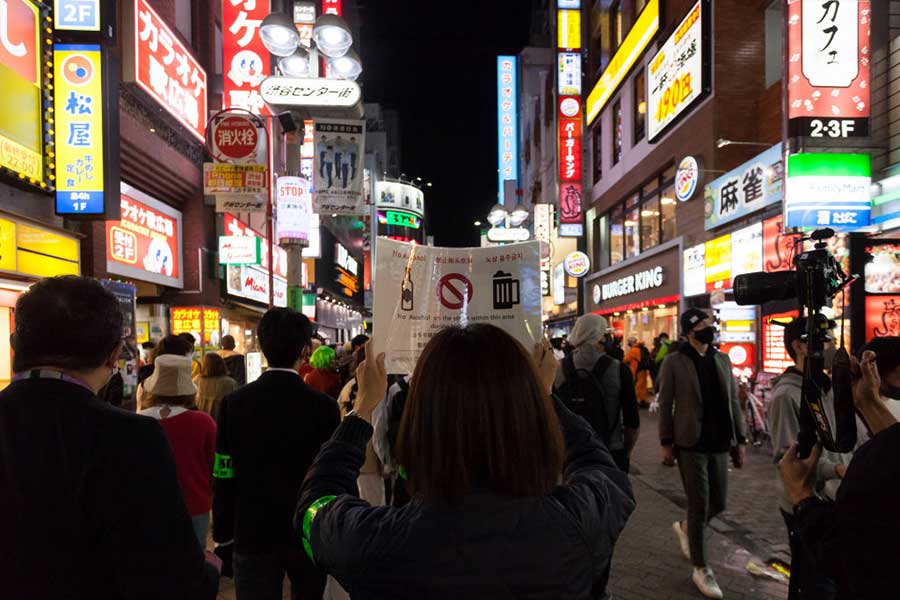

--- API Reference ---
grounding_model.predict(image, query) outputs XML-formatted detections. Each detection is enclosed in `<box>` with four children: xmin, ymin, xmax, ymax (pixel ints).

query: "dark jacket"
<box><xmin>0</xmin><ymin>377</ymin><xmax>217</xmax><ymax>600</ymax></box>
<box><xmin>294</xmin><ymin>398</ymin><xmax>636</xmax><ymax>599</ymax></box>
<box><xmin>794</xmin><ymin>423</ymin><xmax>900</xmax><ymax>599</ymax></box>
<box><xmin>213</xmin><ymin>370</ymin><xmax>340</xmax><ymax>552</ymax></box>
<box><xmin>657</xmin><ymin>347</ymin><xmax>746</xmax><ymax>448</ymax></box>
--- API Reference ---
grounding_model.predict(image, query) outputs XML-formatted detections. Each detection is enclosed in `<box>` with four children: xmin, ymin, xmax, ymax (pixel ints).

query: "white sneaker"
<box><xmin>672</xmin><ymin>521</ymin><xmax>690</xmax><ymax>560</ymax></box>
<box><xmin>692</xmin><ymin>567</ymin><xmax>724</xmax><ymax>599</ymax></box>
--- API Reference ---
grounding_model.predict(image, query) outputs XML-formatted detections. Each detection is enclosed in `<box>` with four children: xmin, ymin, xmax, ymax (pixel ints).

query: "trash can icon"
<box><xmin>492</xmin><ymin>271</ymin><xmax>520</xmax><ymax>310</ymax></box>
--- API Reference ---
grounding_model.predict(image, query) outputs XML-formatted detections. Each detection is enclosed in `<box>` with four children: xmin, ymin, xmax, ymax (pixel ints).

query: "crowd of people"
<box><xmin>1</xmin><ymin>275</ymin><xmax>898</xmax><ymax>599</ymax></box>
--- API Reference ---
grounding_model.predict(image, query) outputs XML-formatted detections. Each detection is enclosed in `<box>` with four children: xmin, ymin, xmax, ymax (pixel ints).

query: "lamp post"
<box><xmin>257</xmin><ymin>9</ymin><xmax>363</xmax><ymax>312</ymax></box>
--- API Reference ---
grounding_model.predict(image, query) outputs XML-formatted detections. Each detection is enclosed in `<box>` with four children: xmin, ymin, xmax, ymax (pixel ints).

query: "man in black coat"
<box><xmin>0</xmin><ymin>276</ymin><xmax>219</xmax><ymax>600</ymax></box>
<box><xmin>213</xmin><ymin>308</ymin><xmax>341</xmax><ymax>599</ymax></box>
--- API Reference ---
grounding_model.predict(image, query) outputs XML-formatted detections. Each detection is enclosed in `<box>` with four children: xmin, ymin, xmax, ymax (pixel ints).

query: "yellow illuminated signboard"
<box><xmin>0</xmin><ymin>218</ymin><xmax>16</xmax><ymax>272</ymax></box>
<box><xmin>0</xmin><ymin>0</ymin><xmax>43</xmax><ymax>182</ymax></box>
<box><xmin>585</xmin><ymin>0</ymin><xmax>659</xmax><ymax>125</ymax></box>
<box><xmin>54</xmin><ymin>44</ymin><xmax>105</xmax><ymax>215</ymax></box>
<box><xmin>557</xmin><ymin>9</ymin><xmax>581</xmax><ymax>50</ymax></box>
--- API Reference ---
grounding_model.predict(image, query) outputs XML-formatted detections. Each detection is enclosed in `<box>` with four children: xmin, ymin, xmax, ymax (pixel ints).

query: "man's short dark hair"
<box><xmin>12</xmin><ymin>276</ymin><xmax>123</xmax><ymax>372</ymax></box>
<box><xmin>177</xmin><ymin>332</ymin><xmax>196</xmax><ymax>349</ymax></box>
<box><xmin>221</xmin><ymin>335</ymin><xmax>236</xmax><ymax>351</ymax></box>
<box><xmin>783</xmin><ymin>318</ymin><xmax>807</xmax><ymax>362</ymax></box>
<box><xmin>258</xmin><ymin>308</ymin><xmax>312</xmax><ymax>368</ymax></box>
<box><xmin>156</xmin><ymin>335</ymin><xmax>193</xmax><ymax>358</ymax></box>
<box><xmin>350</xmin><ymin>334</ymin><xmax>369</xmax><ymax>351</ymax></box>
<box><xmin>141</xmin><ymin>341</ymin><xmax>156</xmax><ymax>350</ymax></box>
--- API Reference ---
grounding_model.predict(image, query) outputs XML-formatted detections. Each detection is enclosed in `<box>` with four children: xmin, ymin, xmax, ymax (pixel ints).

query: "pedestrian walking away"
<box><xmin>295</xmin><ymin>326</ymin><xmax>635</xmax><ymax>599</ymax></box>
<box><xmin>218</xmin><ymin>335</ymin><xmax>247</xmax><ymax>386</ymax></box>
<box><xmin>195</xmin><ymin>352</ymin><xmax>239</xmax><ymax>423</ymax></box>
<box><xmin>0</xmin><ymin>276</ymin><xmax>220</xmax><ymax>599</ymax></box>
<box><xmin>304</xmin><ymin>345</ymin><xmax>343</xmax><ymax>399</ymax></box>
<box><xmin>657</xmin><ymin>308</ymin><xmax>747</xmax><ymax>599</ymax></box>
<box><xmin>213</xmin><ymin>307</ymin><xmax>340</xmax><ymax>600</ymax></box>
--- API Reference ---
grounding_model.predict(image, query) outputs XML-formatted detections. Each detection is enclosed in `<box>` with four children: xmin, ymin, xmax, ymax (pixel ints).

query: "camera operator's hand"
<box><xmin>779</xmin><ymin>442</ymin><xmax>823</xmax><ymax>505</ymax></box>
<box><xmin>534</xmin><ymin>339</ymin><xmax>559</xmax><ymax>398</ymax></box>
<box><xmin>354</xmin><ymin>341</ymin><xmax>387</xmax><ymax>423</ymax></box>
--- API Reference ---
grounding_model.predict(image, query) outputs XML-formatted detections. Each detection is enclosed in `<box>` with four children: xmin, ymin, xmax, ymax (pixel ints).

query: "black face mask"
<box><xmin>882</xmin><ymin>384</ymin><xmax>900</xmax><ymax>401</ymax></box>
<box><xmin>693</xmin><ymin>327</ymin><xmax>715</xmax><ymax>345</ymax></box>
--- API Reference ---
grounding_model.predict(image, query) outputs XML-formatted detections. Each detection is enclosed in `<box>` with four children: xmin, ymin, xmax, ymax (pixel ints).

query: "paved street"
<box><xmin>217</xmin><ymin>409</ymin><xmax>790</xmax><ymax>600</ymax></box>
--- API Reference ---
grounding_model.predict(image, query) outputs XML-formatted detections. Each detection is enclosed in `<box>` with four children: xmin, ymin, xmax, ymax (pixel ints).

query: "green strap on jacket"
<box><xmin>213</xmin><ymin>453</ymin><xmax>234</xmax><ymax>479</ymax></box>
<box><xmin>301</xmin><ymin>495</ymin><xmax>337</xmax><ymax>563</ymax></box>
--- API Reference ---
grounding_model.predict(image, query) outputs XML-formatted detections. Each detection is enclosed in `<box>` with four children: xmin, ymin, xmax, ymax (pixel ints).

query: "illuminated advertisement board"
<box><xmin>557</xmin><ymin>2</ymin><xmax>583</xmax><ymax>237</ymax></box>
<box><xmin>704</xmin><ymin>234</ymin><xmax>732</xmax><ymax>293</ymax></box>
<box><xmin>0</xmin><ymin>0</ymin><xmax>43</xmax><ymax>183</ymax></box>
<box><xmin>683</xmin><ymin>243</ymin><xmax>706</xmax><ymax>297</ymax></box>
<box><xmin>704</xmin><ymin>144</ymin><xmax>783</xmax><ymax>231</ymax></box>
<box><xmin>647</xmin><ymin>0</ymin><xmax>710</xmax><ymax>141</ymax></box>
<box><xmin>222</xmin><ymin>0</ymin><xmax>270</xmax><ymax>114</ymax></box>
<box><xmin>106</xmin><ymin>182</ymin><xmax>183</xmax><ymax>288</ymax></box>
<box><xmin>130</xmin><ymin>0</ymin><xmax>208</xmax><ymax>140</ymax></box>
<box><xmin>787</xmin><ymin>0</ymin><xmax>870</xmax><ymax>138</ymax></box>
<box><xmin>785</xmin><ymin>152</ymin><xmax>871</xmax><ymax>229</ymax></box>
<box><xmin>54</xmin><ymin>0</ymin><xmax>101</xmax><ymax>31</ymax></box>
<box><xmin>223</xmin><ymin>213</ymin><xmax>288</xmax><ymax>307</ymax></box>
<box><xmin>497</xmin><ymin>56</ymin><xmax>518</xmax><ymax>204</ymax></box>
<box><xmin>763</xmin><ymin>214</ymin><xmax>800</xmax><ymax>273</ymax></box>
<box><xmin>171</xmin><ymin>306</ymin><xmax>220</xmax><ymax>346</ymax></box>
<box><xmin>54</xmin><ymin>44</ymin><xmax>105</xmax><ymax>215</ymax></box>
<box><xmin>763</xmin><ymin>311</ymin><xmax>798</xmax><ymax>373</ymax></box>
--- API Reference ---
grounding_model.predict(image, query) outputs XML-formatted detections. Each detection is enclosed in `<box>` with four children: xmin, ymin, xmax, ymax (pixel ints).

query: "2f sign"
<box><xmin>55</xmin><ymin>0</ymin><xmax>100</xmax><ymax>31</ymax></box>
<box><xmin>810</xmin><ymin>118</ymin><xmax>855</xmax><ymax>138</ymax></box>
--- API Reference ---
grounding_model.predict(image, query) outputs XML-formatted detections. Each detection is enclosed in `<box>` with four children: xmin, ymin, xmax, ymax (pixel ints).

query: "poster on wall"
<box><xmin>787</xmin><ymin>0</ymin><xmax>870</xmax><ymax>138</ymax></box>
<box><xmin>106</xmin><ymin>182</ymin><xmax>183</xmax><ymax>288</ymax></box>
<box><xmin>647</xmin><ymin>0</ymin><xmax>710</xmax><ymax>141</ymax></box>
<box><xmin>373</xmin><ymin>239</ymin><xmax>543</xmax><ymax>374</ymax></box>
<box><xmin>312</xmin><ymin>119</ymin><xmax>366</xmax><ymax>215</ymax></box>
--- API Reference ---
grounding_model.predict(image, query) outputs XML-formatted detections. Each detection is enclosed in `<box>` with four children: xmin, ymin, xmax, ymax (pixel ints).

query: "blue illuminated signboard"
<box><xmin>54</xmin><ymin>44</ymin><xmax>105</xmax><ymax>216</ymax></box>
<box><xmin>497</xmin><ymin>56</ymin><xmax>518</xmax><ymax>205</ymax></box>
<box><xmin>54</xmin><ymin>0</ymin><xmax>101</xmax><ymax>31</ymax></box>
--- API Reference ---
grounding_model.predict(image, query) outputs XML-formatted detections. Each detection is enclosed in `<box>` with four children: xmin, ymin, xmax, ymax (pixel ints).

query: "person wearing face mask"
<box><xmin>0</xmin><ymin>276</ymin><xmax>220</xmax><ymax>599</ymax></box>
<box><xmin>768</xmin><ymin>317</ymin><xmax>850</xmax><ymax>600</ymax></box>
<box><xmin>657</xmin><ymin>308</ymin><xmax>747</xmax><ymax>599</ymax></box>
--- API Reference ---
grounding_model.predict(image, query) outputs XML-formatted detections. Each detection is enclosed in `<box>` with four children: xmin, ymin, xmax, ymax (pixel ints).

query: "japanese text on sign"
<box><xmin>134</xmin><ymin>0</ymin><xmax>208</xmax><ymax>140</ymax></box>
<box><xmin>259</xmin><ymin>77</ymin><xmax>361</xmax><ymax>107</ymax></box>
<box><xmin>496</xmin><ymin>56</ymin><xmax>518</xmax><ymax>204</ymax></box>
<box><xmin>172</xmin><ymin>307</ymin><xmax>220</xmax><ymax>346</ymax></box>
<box><xmin>54</xmin><ymin>45</ymin><xmax>105</xmax><ymax>215</ymax></box>
<box><xmin>204</xmin><ymin>163</ymin><xmax>269</xmax><ymax>195</ymax></box>
<box><xmin>373</xmin><ymin>239</ymin><xmax>543</xmax><ymax>374</ymax></box>
<box><xmin>704</xmin><ymin>144</ymin><xmax>783</xmax><ymax>231</ymax></box>
<box><xmin>223</xmin><ymin>0</ymin><xmax>270</xmax><ymax>114</ymax></box>
<box><xmin>106</xmin><ymin>190</ymin><xmax>180</xmax><ymax>285</ymax></box>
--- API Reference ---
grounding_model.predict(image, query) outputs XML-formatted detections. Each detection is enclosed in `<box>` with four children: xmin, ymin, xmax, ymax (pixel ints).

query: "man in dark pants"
<box><xmin>0</xmin><ymin>276</ymin><xmax>219</xmax><ymax>599</ymax></box>
<box><xmin>213</xmin><ymin>308</ymin><xmax>340</xmax><ymax>600</ymax></box>
<box><xmin>658</xmin><ymin>309</ymin><xmax>747</xmax><ymax>599</ymax></box>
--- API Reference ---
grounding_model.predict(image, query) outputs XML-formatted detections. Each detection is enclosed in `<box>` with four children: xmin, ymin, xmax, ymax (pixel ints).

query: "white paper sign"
<box><xmin>313</xmin><ymin>119</ymin><xmax>366</xmax><ymax>215</ymax></box>
<box><xmin>373</xmin><ymin>239</ymin><xmax>543</xmax><ymax>374</ymax></box>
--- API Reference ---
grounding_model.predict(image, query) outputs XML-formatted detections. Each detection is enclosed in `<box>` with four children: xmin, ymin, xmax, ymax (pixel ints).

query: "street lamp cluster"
<box><xmin>259</xmin><ymin>12</ymin><xmax>362</xmax><ymax>81</ymax></box>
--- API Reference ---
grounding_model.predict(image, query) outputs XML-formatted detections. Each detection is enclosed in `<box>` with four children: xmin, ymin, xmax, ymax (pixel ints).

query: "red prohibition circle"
<box><xmin>437</xmin><ymin>273</ymin><xmax>474</xmax><ymax>310</ymax></box>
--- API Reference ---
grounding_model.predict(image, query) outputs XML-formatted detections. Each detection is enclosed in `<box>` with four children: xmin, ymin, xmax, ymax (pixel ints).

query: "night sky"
<box><xmin>360</xmin><ymin>1</ymin><xmax>533</xmax><ymax>247</ymax></box>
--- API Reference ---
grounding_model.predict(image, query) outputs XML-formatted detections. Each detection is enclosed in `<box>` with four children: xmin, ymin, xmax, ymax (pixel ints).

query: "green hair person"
<box><xmin>309</xmin><ymin>346</ymin><xmax>336</xmax><ymax>370</ymax></box>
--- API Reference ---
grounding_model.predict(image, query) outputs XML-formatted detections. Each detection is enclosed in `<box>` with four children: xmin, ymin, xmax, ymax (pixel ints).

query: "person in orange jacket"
<box><xmin>624</xmin><ymin>337</ymin><xmax>650</xmax><ymax>407</ymax></box>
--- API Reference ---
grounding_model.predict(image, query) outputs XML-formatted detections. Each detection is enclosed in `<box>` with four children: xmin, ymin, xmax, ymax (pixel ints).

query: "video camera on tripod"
<box><xmin>733</xmin><ymin>228</ymin><xmax>858</xmax><ymax>458</ymax></box>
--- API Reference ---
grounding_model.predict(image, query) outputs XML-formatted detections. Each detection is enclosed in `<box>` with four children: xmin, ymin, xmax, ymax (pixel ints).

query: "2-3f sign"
<box><xmin>791</xmin><ymin>117</ymin><xmax>869</xmax><ymax>139</ymax></box>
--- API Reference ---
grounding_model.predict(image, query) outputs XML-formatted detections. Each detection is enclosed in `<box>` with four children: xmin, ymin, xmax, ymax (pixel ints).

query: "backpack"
<box><xmin>557</xmin><ymin>354</ymin><xmax>615</xmax><ymax>444</ymax></box>
<box><xmin>638</xmin><ymin>345</ymin><xmax>653</xmax><ymax>372</ymax></box>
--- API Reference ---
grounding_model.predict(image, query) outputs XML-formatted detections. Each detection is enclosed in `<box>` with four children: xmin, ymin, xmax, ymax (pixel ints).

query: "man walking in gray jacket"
<box><xmin>768</xmin><ymin>318</ymin><xmax>849</xmax><ymax>600</ymax></box>
<box><xmin>658</xmin><ymin>308</ymin><xmax>747</xmax><ymax>599</ymax></box>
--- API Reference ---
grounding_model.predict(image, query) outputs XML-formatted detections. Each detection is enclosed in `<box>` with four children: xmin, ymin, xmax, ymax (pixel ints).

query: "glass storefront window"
<box><xmin>612</xmin><ymin>99</ymin><xmax>623</xmax><ymax>165</ymax></box>
<box><xmin>661</xmin><ymin>182</ymin><xmax>677</xmax><ymax>242</ymax></box>
<box><xmin>609</xmin><ymin>204</ymin><xmax>624</xmax><ymax>264</ymax></box>
<box><xmin>641</xmin><ymin>194</ymin><xmax>660</xmax><ymax>252</ymax></box>
<box><xmin>624</xmin><ymin>195</ymin><xmax>640</xmax><ymax>259</ymax></box>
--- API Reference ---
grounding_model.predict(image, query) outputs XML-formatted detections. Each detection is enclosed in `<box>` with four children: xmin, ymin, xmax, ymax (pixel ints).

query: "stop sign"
<box><xmin>209</xmin><ymin>113</ymin><xmax>260</xmax><ymax>162</ymax></box>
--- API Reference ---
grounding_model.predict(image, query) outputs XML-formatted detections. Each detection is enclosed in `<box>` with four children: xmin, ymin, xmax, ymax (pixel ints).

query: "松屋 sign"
<box><xmin>704</xmin><ymin>144</ymin><xmax>783</xmax><ymax>230</ymax></box>
<box><xmin>497</xmin><ymin>56</ymin><xmax>518</xmax><ymax>205</ymax></box>
<box><xmin>218</xmin><ymin>235</ymin><xmax>261</xmax><ymax>265</ymax></box>
<box><xmin>785</xmin><ymin>152</ymin><xmax>871</xmax><ymax>229</ymax></box>
<box><xmin>373</xmin><ymin>239</ymin><xmax>542</xmax><ymax>373</ymax></box>
<box><xmin>787</xmin><ymin>0</ymin><xmax>871</xmax><ymax>138</ymax></box>
<box><xmin>648</xmin><ymin>0</ymin><xmax>708</xmax><ymax>141</ymax></box>
<box><xmin>129</xmin><ymin>0</ymin><xmax>207</xmax><ymax>141</ymax></box>
<box><xmin>54</xmin><ymin>44</ymin><xmax>105</xmax><ymax>216</ymax></box>
<box><xmin>223</xmin><ymin>0</ymin><xmax>270</xmax><ymax>114</ymax></box>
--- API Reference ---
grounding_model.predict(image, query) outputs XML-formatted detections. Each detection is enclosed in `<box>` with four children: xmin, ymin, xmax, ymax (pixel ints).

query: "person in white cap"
<box><xmin>140</xmin><ymin>354</ymin><xmax>217</xmax><ymax>549</ymax></box>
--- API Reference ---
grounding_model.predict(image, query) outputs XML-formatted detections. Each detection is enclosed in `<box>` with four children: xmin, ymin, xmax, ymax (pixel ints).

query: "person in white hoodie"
<box><xmin>768</xmin><ymin>317</ymin><xmax>851</xmax><ymax>600</ymax></box>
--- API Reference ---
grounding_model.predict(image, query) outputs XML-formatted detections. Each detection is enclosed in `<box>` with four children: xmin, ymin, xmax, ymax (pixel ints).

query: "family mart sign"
<box><xmin>785</xmin><ymin>153</ymin><xmax>871</xmax><ymax>230</ymax></box>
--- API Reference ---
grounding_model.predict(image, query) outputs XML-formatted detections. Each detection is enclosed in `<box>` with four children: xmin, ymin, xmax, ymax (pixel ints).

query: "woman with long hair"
<box><xmin>294</xmin><ymin>325</ymin><xmax>635</xmax><ymax>599</ymax></box>
<box><xmin>139</xmin><ymin>354</ymin><xmax>216</xmax><ymax>548</ymax></box>
<box><xmin>303</xmin><ymin>345</ymin><xmax>342</xmax><ymax>399</ymax></box>
<box><xmin>195</xmin><ymin>352</ymin><xmax>238</xmax><ymax>422</ymax></box>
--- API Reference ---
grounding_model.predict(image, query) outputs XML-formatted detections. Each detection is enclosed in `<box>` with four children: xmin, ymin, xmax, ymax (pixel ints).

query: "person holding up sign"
<box><xmin>294</xmin><ymin>325</ymin><xmax>635</xmax><ymax>599</ymax></box>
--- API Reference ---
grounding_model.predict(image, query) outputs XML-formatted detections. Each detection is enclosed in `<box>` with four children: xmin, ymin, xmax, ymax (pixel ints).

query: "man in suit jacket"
<box><xmin>213</xmin><ymin>308</ymin><xmax>340</xmax><ymax>600</ymax></box>
<box><xmin>657</xmin><ymin>308</ymin><xmax>747</xmax><ymax>600</ymax></box>
<box><xmin>0</xmin><ymin>276</ymin><xmax>219</xmax><ymax>600</ymax></box>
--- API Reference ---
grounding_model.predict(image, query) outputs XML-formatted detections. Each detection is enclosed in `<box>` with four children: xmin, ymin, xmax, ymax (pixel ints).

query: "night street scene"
<box><xmin>3</xmin><ymin>0</ymin><xmax>900</xmax><ymax>599</ymax></box>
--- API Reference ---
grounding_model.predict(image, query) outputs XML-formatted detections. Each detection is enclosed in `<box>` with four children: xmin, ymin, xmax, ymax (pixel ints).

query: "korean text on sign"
<box><xmin>134</xmin><ymin>0</ymin><xmax>208</xmax><ymax>140</ymax></box>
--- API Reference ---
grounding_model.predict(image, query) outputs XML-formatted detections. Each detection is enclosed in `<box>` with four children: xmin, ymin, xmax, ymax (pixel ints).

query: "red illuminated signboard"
<box><xmin>556</xmin><ymin>1</ymin><xmax>583</xmax><ymax>237</ymax></box>
<box><xmin>132</xmin><ymin>0</ymin><xmax>207</xmax><ymax>141</ymax></box>
<box><xmin>866</xmin><ymin>295</ymin><xmax>900</xmax><ymax>339</ymax></box>
<box><xmin>323</xmin><ymin>0</ymin><xmax>342</xmax><ymax>15</ymax></box>
<box><xmin>763</xmin><ymin>215</ymin><xmax>800</xmax><ymax>273</ymax></box>
<box><xmin>106</xmin><ymin>188</ymin><xmax>182</xmax><ymax>287</ymax></box>
<box><xmin>559</xmin><ymin>100</ymin><xmax>582</xmax><ymax>182</ymax></box>
<box><xmin>171</xmin><ymin>306</ymin><xmax>220</xmax><ymax>346</ymax></box>
<box><xmin>223</xmin><ymin>0</ymin><xmax>271</xmax><ymax>115</ymax></box>
<box><xmin>762</xmin><ymin>311</ymin><xmax>798</xmax><ymax>373</ymax></box>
